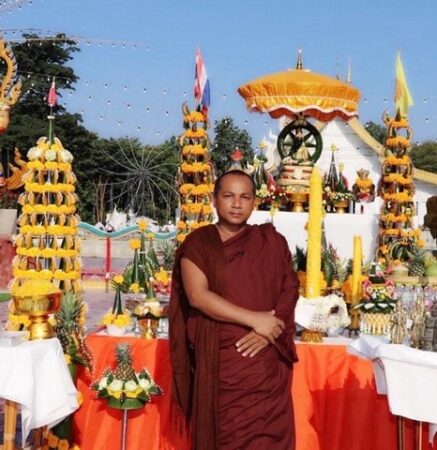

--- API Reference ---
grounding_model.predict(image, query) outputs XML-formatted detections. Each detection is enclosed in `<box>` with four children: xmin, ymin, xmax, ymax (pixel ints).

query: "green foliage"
<box><xmin>211</xmin><ymin>117</ymin><xmax>254</xmax><ymax>176</ymax></box>
<box><xmin>292</xmin><ymin>246</ymin><xmax>306</xmax><ymax>272</ymax></box>
<box><xmin>411</xmin><ymin>140</ymin><xmax>437</xmax><ymax>174</ymax></box>
<box><xmin>7</xmin><ymin>33</ymin><xmax>79</xmax><ymax>118</ymax></box>
<box><xmin>364</xmin><ymin>121</ymin><xmax>387</xmax><ymax>144</ymax></box>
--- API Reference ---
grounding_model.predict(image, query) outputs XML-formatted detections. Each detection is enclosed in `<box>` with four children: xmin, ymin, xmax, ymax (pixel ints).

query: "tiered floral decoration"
<box><xmin>176</xmin><ymin>103</ymin><xmax>214</xmax><ymax>244</ymax></box>
<box><xmin>377</xmin><ymin>113</ymin><xmax>424</xmax><ymax>271</ymax></box>
<box><xmin>114</xmin><ymin>219</ymin><xmax>171</xmax><ymax>298</ymax></box>
<box><xmin>11</xmin><ymin>136</ymin><xmax>81</xmax><ymax>294</ymax></box>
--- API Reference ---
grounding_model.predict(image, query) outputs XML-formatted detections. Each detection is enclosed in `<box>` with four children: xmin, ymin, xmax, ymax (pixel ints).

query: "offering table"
<box><xmin>74</xmin><ymin>335</ymin><xmax>436</xmax><ymax>450</ymax></box>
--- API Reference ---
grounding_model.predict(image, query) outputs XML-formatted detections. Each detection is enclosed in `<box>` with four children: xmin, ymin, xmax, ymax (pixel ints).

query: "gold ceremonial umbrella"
<box><xmin>238</xmin><ymin>61</ymin><xmax>361</xmax><ymax>122</ymax></box>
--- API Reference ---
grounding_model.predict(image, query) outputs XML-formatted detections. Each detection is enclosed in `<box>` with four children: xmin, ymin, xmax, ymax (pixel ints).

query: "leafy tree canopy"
<box><xmin>364</xmin><ymin>121</ymin><xmax>387</xmax><ymax>145</ymax></box>
<box><xmin>8</xmin><ymin>33</ymin><xmax>79</xmax><ymax>117</ymax></box>
<box><xmin>211</xmin><ymin>117</ymin><xmax>254</xmax><ymax>176</ymax></box>
<box><xmin>410</xmin><ymin>140</ymin><xmax>437</xmax><ymax>174</ymax></box>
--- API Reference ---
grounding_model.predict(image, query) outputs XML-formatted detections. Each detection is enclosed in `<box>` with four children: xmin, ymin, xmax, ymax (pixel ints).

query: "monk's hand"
<box><xmin>250</xmin><ymin>310</ymin><xmax>285</xmax><ymax>344</ymax></box>
<box><xmin>235</xmin><ymin>331</ymin><xmax>269</xmax><ymax>358</ymax></box>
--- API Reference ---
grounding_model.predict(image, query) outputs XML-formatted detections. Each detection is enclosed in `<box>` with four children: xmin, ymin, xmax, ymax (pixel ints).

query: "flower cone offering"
<box><xmin>378</xmin><ymin>113</ymin><xmax>424</xmax><ymax>273</ymax></box>
<box><xmin>12</xmin><ymin>136</ymin><xmax>82</xmax><ymax>293</ymax></box>
<box><xmin>176</xmin><ymin>103</ymin><xmax>214</xmax><ymax>244</ymax></box>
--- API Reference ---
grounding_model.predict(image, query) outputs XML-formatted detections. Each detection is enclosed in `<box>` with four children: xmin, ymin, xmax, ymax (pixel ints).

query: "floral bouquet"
<box><xmin>256</xmin><ymin>184</ymin><xmax>288</xmax><ymax>209</ymax></box>
<box><xmin>113</xmin><ymin>219</ymin><xmax>164</xmax><ymax>293</ymax></box>
<box><xmin>328</xmin><ymin>191</ymin><xmax>354</xmax><ymax>203</ymax></box>
<box><xmin>152</xmin><ymin>267</ymin><xmax>171</xmax><ymax>297</ymax></box>
<box><xmin>353</xmin><ymin>279</ymin><xmax>397</xmax><ymax>314</ymax></box>
<box><xmin>92</xmin><ymin>343</ymin><xmax>162</xmax><ymax>410</ymax></box>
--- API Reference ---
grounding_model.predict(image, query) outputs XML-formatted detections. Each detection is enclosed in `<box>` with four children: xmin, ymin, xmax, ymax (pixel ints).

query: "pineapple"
<box><xmin>55</xmin><ymin>291</ymin><xmax>93</xmax><ymax>370</ymax></box>
<box><xmin>114</xmin><ymin>344</ymin><xmax>136</xmax><ymax>381</ymax></box>
<box><xmin>159</xmin><ymin>240</ymin><xmax>176</xmax><ymax>271</ymax></box>
<box><xmin>409</xmin><ymin>253</ymin><xmax>426</xmax><ymax>277</ymax></box>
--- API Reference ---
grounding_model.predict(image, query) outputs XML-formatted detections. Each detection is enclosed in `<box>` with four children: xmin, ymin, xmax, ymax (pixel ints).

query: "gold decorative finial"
<box><xmin>296</xmin><ymin>48</ymin><xmax>303</xmax><ymax>70</ymax></box>
<box><xmin>330</xmin><ymin>143</ymin><xmax>338</xmax><ymax>152</ymax></box>
<box><xmin>346</xmin><ymin>58</ymin><xmax>352</xmax><ymax>83</ymax></box>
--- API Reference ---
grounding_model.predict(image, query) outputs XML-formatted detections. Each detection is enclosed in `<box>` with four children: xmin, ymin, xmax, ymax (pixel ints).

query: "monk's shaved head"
<box><xmin>213</xmin><ymin>170</ymin><xmax>256</xmax><ymax>197</ymax></box>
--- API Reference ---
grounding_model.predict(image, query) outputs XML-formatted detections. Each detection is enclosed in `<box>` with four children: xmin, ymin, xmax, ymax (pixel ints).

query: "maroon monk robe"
<box><xmin>169</xmin><ymin>223</ymin><xmax>299</xmax><ymax>450</ymax></box>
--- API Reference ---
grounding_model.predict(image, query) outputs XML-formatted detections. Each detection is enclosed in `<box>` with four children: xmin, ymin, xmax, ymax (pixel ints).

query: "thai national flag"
<box><xmin>194</xmin><ymin>48</ymin><xmax>210</xmax><ymax>114</ymax></box>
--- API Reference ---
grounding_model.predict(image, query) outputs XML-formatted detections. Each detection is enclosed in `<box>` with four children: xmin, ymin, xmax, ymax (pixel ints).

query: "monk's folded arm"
<box><xmin>181</xmin><ymin>257</ymin><xmax>284</xmax><ymax>342</ymax></box>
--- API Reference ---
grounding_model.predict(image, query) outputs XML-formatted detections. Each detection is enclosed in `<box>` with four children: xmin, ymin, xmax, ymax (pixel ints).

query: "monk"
<box><xmin>169</xmin><ymin>170</ymin><xmax>299</xmax><ymax>450</ymax></box>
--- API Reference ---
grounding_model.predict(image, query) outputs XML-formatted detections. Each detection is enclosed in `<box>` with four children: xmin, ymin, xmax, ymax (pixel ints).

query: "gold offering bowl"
<box><xmin>333</xmin><ymin>199</ymin><xmax>349</xmax><ymax>214</ymax></box>
<box><xmin>13</xmin><ymin>292</ymin><xmax>61</xmax><ymax>340</ymax></box>
<box><xmin>136</xmin><ymin>304</ymin><xmax>167</xmax><ymax>340</ymax></box>
<box><xmin>290</xmin><ymin>191</ymin><xmax>309</xmax><ymax>212</ymax></box>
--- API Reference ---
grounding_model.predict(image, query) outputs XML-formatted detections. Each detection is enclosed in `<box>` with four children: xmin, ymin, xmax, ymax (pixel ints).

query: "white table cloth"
<box><xmin>349</xmin><ymin>336</ymin><xmax>437</xmax><ymax>442</ymax></box>
<box><xmin>0</xmin><ymin>338</ymin><xmax>79</xmax><ymax>444</ymax></box>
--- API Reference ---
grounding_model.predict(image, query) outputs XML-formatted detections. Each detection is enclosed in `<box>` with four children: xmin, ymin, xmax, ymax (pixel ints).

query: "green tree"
<box><xmin>364</xmin><ymin>121</ymin><xmax>387</xmax><ymax>144</ymax></box>
<box><xmin>0</xmin><ymin>33</ymin><xmax>85</xmax><ymax>177</ymax></box>
<box><xmin>8</xmin><ymin>33</ymin><xmax>79</xmax><ymax>118</ymax></box>
<box><xmin>411</xmin><ymin>141</ymin><xmax>437</xmax><ymax>174</ymax></box>
<box><xmin>211</xmin><ymin>117</ymin><xmax>254</xmax><ymax>176</ymax></box>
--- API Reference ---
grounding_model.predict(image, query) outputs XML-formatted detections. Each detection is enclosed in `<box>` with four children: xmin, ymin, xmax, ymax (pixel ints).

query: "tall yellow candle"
<box><xmin>305</xmin><ymin>167</ymin><xmax>322</xmax><ymax>298</ymax></box>
<box><xmin>351</xmin><ymin>235</ymin><xmax>363</xmax><ymax>304</ymax></box>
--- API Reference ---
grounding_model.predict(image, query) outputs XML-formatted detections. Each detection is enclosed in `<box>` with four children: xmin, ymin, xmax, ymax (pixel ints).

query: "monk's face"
<box><xmin>213</xmin><ymin>174</ymin><xmax>255</xmax><ymax>226</ymax></box>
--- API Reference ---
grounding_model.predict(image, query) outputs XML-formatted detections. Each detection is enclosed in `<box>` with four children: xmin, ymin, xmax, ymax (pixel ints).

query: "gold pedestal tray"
<box><xmin>333</xmin><ymin>199</ymin><xmax>349</xmax><ymax>214</ymax></box>
<box><xmin>301</xmin><ymin>329</ymin><xmax>324</xmax><ymax>343</ymax></box>
<box><xmin>138</xmin><ymin>317</ymin><xmax>160</xmax><ymax>339</ymax></box>
<box><xmin>290</xmin><ymin>192</ymin><xmax>309</xmax><ymax>212</ymax></box>
<box><xmin>13</xmin><ymin>292</ymin><xmax>61</xmax><ymax>340</ymax></box>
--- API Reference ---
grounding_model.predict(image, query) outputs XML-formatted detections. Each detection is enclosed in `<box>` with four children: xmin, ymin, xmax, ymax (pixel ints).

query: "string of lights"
<box><xmin>0</xmin><ymin>31</ymin><xmax>435</xmax><ymax>143</ymax></box>
<box><xmin>1</xmin><ymin>28</ymin><xmax>151</xmax><ymax>50</ymax></box>
<box><xmin>0</xmin><ymin>0</ymin><xmax>36</xmax><ymax>15</ymax></box>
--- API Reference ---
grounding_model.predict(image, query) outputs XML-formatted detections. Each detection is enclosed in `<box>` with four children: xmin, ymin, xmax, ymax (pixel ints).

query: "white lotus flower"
<box><xmin>45</xmin><ymin>150</ymin><xmax>57</xmax><ymax>161</ymax></box>
<box><xmin>27</xmin><ymin>147</ymin><xmax>42</xmax><ymax>160</ymax></box>
<box><xmin>124</xmin><ymin>380</ymin><xmax>138</xmax><ymax>392</ymax></box>
<box><xmin>60</xmin><ymin>149</ymin><xmax>73</xmax><ymax>163</ymax></box>
<box><xmin>139</xmin><ymin>378</ymin><xmax>152</xmax><ymax>391</ymax></box>
<box><xmin>108</xmin><ymin>379</ymin><xmax>123</xmax><ymax>391</ymax></box>
<box><xmin>98</xmin><ymin>377</ymin><xmax>108</xmax><ymax>389</ymax></box>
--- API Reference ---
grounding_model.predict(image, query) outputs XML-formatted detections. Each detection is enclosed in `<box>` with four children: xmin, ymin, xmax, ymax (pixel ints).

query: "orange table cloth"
<box><xmin>74</xmin><ymin>336</ymin><xmax>435</xmax><ymax>450</ymax></box>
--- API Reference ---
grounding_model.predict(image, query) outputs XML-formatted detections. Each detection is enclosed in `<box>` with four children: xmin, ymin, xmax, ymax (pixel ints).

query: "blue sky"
<box><xmin>2</xmin><ymin>0</ymin><xmax>437</xmax><ymax>147</ymax></box>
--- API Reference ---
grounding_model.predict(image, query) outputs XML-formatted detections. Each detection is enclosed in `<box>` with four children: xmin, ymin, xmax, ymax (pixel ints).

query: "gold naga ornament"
<box><xmin>0</xmin><ymin>36</ymin><xmax>22</xmax><ymax>134</ymax></box>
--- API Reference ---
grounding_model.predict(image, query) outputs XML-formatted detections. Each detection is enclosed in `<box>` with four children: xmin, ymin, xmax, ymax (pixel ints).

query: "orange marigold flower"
<box><xmin>58</xmin><ymin>438</ymin><xmax>69</xmax><ymax>450</ymax></box>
